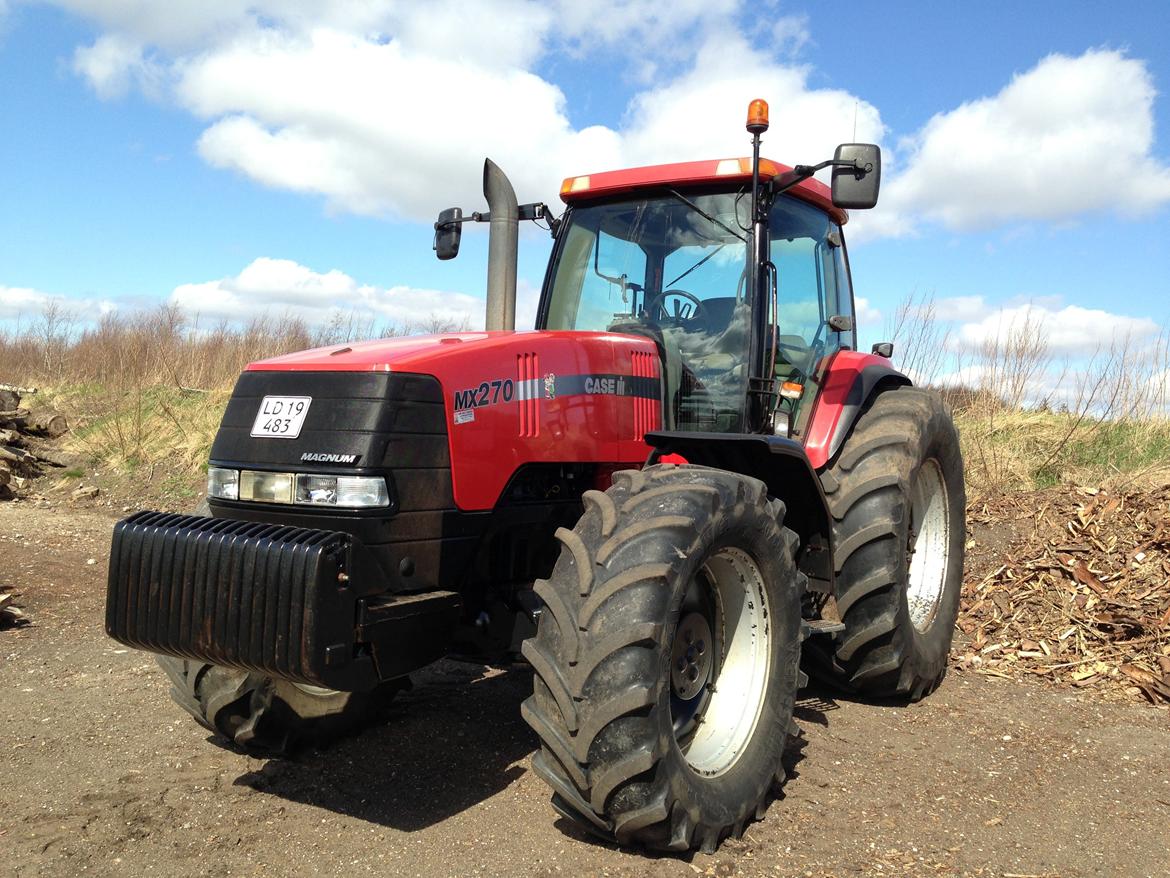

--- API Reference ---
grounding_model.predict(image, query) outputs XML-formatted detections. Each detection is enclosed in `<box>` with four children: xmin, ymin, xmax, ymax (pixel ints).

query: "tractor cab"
<box><xmin>540</xmin><ymin>161</ymin><xmax>861</xmax><ymax>439</ymax></box>
<box><xmin>437</xmin><ymin>98</ymin><xmax>880</xmax><ymax>444</ymax></box>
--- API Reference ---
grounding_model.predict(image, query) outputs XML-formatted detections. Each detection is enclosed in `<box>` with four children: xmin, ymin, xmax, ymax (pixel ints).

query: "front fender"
<box><xmin>802</xmin><ymin>351</ymin><xmax>910</xmax><ymax>469</ymax></box>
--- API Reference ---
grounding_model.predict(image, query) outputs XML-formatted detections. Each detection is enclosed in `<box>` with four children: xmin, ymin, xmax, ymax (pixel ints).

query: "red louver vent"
<box><xmin>517</xmin><ymin>352</ymin><xmax>540</xmax><ymax>438</ymax></box>
<box><xmin>631</xmin><ymin>350</ymin><xmax>659</xmax><ymax>440</ymax></box>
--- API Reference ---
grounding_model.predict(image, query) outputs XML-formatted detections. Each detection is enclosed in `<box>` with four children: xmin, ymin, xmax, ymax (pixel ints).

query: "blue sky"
<box><xmin>1</xmin><ymin>0</ymin><xmax>1168</xmax><ymax>386</ymax></box>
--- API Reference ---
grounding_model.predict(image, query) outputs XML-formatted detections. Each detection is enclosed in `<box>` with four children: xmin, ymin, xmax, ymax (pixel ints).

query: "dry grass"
<box><xmin>890</xmin><ymin>292</ymin><xmax>1170</xmax><ymax>498</ymax></box>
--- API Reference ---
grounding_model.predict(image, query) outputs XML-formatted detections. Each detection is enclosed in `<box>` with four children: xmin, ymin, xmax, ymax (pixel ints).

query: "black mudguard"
<box><xmin>644</xmin><ymin>431</ymin><xmax>834</xmax><ymax>594</ymax></box>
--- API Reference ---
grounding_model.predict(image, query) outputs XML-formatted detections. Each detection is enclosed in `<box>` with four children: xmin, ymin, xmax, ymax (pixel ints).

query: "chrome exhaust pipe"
<box><xmin>483</xmin><ymin>158</ymin><xmax>518</xmax><ymax>331</ymax></box>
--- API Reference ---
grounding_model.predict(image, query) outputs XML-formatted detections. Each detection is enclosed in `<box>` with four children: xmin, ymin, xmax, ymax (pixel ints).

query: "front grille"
<box><xmin>517</xmin><ymin>351</ymin><xmax>540</xmax><ymax>438</ymax></box>
<box><xmin>632</xmin><ymin>350</ymin><xmax>659</xmax><ymax>439</ymax></box>
<box><xmin>105</xmin><ymin>511</ymin><xmax>359</xmax><ymax>686</ymax></box>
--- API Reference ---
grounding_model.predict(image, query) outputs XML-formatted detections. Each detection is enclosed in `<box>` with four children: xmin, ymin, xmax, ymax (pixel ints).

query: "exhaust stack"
<box><xmin>483</xmin><ymin>159</ymin><xmax>518</xmax><ymax>331</ymax></box>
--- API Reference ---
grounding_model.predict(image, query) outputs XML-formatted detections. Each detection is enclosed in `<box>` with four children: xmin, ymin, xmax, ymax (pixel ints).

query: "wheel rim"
<box><xmin>906</xmin><ymin>458</ymin><xmax>950</xmax><ymax>632</ymax></box>
<box><xmin>276</xmin><ymin>681</ymin><xmax>352</xmax><ymax>718</ymax></box>
<box><xmin>670</xmin><ymin>547</ymin><xmax>771</xmax><ymax>777</ymax></box>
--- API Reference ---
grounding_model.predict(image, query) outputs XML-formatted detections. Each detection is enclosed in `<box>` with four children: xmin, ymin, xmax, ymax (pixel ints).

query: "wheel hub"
<box><xmin>906</xmin><ymin>458</ymin><xmax>950</xmax><ymax>632</ymax></box>
<box><xmin>670</xmin><ymin>547</ymin><xmax>771</xmax><ymax>777</ymax></box>
<box><xmin>671</xmin><ymin>612</ymin><xmax>713</xmax><ymax>700</ymax></box>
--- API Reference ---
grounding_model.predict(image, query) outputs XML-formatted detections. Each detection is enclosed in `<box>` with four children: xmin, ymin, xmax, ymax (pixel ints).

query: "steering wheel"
<box><xmin>646</xmin><ymin>289</ymin><xmax>705</xmax><ymax>323</ymax></box>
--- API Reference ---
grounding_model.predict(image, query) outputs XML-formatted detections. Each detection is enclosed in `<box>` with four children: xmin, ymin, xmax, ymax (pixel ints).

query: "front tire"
<box><xmin>157</xmin><ymin>657</ymin><xmax>404</xmax><ymax>755</ymax></box>
<box><xmin>522</xmin><ymin>465</ymin><xmax>804</xmax><ymax>853</ymax></box>
<box><xmin>809</xmin><ymin>386</ymin><xmax>966</xmax><ymax>699</ymax></box>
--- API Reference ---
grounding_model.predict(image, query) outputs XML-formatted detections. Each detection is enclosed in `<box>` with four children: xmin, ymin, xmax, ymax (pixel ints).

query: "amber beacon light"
<box><xmin>746</xmin><ymin>98</ymin><xmax>769</xmax><ymax>134</ymax></box>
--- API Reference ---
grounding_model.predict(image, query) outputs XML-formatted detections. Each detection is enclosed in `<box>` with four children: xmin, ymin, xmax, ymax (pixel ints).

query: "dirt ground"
<box><xmin>2</xmin><ymin>501</ymin><xmax>1169</xmax><ymax>878</ymax></box>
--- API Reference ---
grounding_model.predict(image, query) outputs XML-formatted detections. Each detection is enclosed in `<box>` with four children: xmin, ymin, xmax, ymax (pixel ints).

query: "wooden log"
<box><xmin>0</xmin><ymin>445</ymin><xmax>33</xmax><ymax>465</ymax></box>
<box><xmin>0</xmin><ymin>409</ymin><xmax>30</xmax><ymax>423</ymax></box>
<box><xmin>23</xmin><ymin>412</ymin><xmax>68</xmax><ymax>438</ymax></box>
<box><xmin>0</xmin><ymin>383</ymin><xmax>36</xmax><ymax>394</ymax></box>
<box><xmin>0</xmin><ymin>463</ymin><xmax>10</xmax><ymax>488</ymax></box>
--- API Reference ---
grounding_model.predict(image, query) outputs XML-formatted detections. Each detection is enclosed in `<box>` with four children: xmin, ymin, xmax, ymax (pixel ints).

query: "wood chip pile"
<box><xmin>959</xmin><ymin>485</ymin><xmax>1170</xmax><ymax>705</ymax></box>
<box><xmin>0</xmin><ymin>384</ymin><xmax>69</xmax><ymax>501</ymax></box>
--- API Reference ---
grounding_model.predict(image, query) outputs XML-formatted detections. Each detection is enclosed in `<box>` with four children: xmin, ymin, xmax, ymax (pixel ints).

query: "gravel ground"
<box><xmin>2</xmin><ymin>501</ymin><xmax>1168</xmax><ymax>878</ymax></box>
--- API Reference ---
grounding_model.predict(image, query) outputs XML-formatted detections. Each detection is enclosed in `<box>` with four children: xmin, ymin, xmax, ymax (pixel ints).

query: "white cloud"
<box><xmin>886</xmin><ymin>49</ymin><xmax>1170</xmax><ymax>231</ymax></box>
<box><xmin>619</xmin><ymin>30</ymin><xmax>884</xmax><ymax>170</ymax></box>
<box><xmin>50</xmin><ymin>6</ymin><xmax>1170</xmax><ymax>242</ymax></box>
<box><xmin>0</xmin><ymin>285</ymin><xmax>54</xmax><ymax>319</ymax></box>
<box><xmin>855</xmin><ymin>295</ymin><xmax>881</xmax><ymax>327</ymax></box>
<box><xmin>0</xmin><ymin>285</ymin><xmax>117</xmax><ymax>323</ymax></box>
<box><xmin>180</xmin><ymin>27</ymin><xmax>620</xmax><ymax>216</ymax></box>
<box><xmin>72</xmin><ymin>32</ymin><xmax>164</xmax><ymax>98</ymax></box>
<box><xmin>58</xmin><ymin>1</ymin><xmax>883</xmax><ymax>220</ymax></box>
<box><xmin>954</xmin><ymin>302</ymin><xmax>1159</xmax><ymax>355</ymax></box>
<box><xmin>934</xmin><ymin>295</ymin><xmax>989</xmax><ymax>322</ymax></box>
<box><xmin>169</xmin><ymin>257</ymin><xmax>486</xmax><ymax>329</ymax></box>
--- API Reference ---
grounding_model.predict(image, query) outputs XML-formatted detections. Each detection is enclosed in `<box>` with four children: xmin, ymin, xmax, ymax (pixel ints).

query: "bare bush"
<box><xmin>886</xmin><ymin>291</ymin><xmax>1170</xmax><ymax>497</ymax></box>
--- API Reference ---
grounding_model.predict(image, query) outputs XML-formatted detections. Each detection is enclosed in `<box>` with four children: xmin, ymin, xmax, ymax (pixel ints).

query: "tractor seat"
<box><xmin>775</xmin><ymin>334</ymin><xmax>815</xmax><ymax>377</ymax></box>
<box><xmin>691</xmin><ymin>296</ymin><xmax>738</xmax><ymax>334</ymax></box>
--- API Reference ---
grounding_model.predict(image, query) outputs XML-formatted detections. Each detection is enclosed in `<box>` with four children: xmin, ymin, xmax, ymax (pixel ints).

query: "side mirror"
<box><xmin>871</xmin><ymin>341</ymin><xmax>894</xmax><ymax>359</ymax></box>
<box><xmin>433</xmin><ymin>207</ymin><xmax>463</xmax><ymax>260</ymax></box>
<box><xmin>831</xmin><ymin>144</ymin><xmax>881</xmax><ymax>209</ymax></box>
<box><xmin>827</xmin><ymin>314</ymin><xmax>854</xmax><ymax>332</ymax></box>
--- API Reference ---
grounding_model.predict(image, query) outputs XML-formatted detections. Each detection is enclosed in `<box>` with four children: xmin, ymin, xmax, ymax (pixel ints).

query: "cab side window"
<box><xmin>768</xmin><ymin>199</ymin><xmax>855</xmax><ymax>427</ymax></box>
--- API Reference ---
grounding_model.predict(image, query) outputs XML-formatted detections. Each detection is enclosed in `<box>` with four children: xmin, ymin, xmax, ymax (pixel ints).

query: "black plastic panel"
<box><xmin>210</xmin><ymin>371</ymin><xmax>448</xmax><ymax>475</ymax></box>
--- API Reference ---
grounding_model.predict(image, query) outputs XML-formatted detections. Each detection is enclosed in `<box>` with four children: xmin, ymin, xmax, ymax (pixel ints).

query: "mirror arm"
<box><xmin>434</xmin><ymin>211</ymin><xmax>488</xmax><ymax>232</ymax></box>
<box><xmin>772</xmin><ymin>158</ymin><xmax>872</xmax><ymax>198</ymax></box>
<box><xmin>435</xmin><ymin>203</ymin><xmax>561</xmax><ymax>238</ymax></box>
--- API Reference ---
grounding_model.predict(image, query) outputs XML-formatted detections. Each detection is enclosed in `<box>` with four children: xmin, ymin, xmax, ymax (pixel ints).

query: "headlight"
<box><xmin>207</xmin><ymin>466</ymin><xmax>389</xmax><ymax>509</ymax></box>
<box><xmin>207</xmin><ymin>466</ymin><xmax>239</xmax><ymax>501</ymax></box>
<box><xmin>295</xmin><ymin>474</ymin><xmax>390</xmax><ymax>508</ymax></box>
<box><xmin>240</xmin><ymin>471</ymin><xmax>295</xmax><ymax>504</ymax></box>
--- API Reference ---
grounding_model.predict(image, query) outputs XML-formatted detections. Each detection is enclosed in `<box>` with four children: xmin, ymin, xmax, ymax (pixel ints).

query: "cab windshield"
<box><xmin>543</xmin><ymin>191</ymin><xmax>753</xmax><ymax>432</ymax></box>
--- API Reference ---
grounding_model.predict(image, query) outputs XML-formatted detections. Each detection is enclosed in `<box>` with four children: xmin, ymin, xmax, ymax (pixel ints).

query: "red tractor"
<box><xmin>106</xmin><ymin>100</ymin><xmax>964</xmax><ymax>853</ymax></box>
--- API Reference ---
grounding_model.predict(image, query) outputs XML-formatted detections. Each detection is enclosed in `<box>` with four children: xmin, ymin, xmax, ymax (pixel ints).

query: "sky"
<box><xmin>1</xmin><ymin>0</ymin><xmax>1169</xmax><ymax>391</ymax></box>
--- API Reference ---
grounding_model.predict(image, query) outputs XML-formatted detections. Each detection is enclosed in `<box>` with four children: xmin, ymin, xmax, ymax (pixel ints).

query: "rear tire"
<box><xmin>157</xmin><ymin>657</ymin><xmax>404</xmax><ymax>755</ymax></box>
<box><xmin>809</xmin><ymin>386</ymin><xmax>965</xmax><ymax>699</ymax></box>
<box><xmin>522</xmin><ymin>465</ymin><xmax>804</xmax><ymax>853</ymax></box>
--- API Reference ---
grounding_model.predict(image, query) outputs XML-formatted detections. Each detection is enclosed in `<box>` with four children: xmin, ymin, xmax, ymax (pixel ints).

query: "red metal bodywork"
<box><xmin>802</xmin><ymin>350</ymin><xmax>899</xmax><ymax>469</ymax></box>
<box><xmin>561</xmin><ymin>157</ymin><xmax>848</xmax><ymax>226</ymax></box>
<box><xmin>249</xmin><ymin>332</ymin><xmax>662</xmax><ymax>511</ymax></box>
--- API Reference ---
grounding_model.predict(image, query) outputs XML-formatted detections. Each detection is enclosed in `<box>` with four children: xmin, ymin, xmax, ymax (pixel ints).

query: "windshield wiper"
<box><xmin>665</xmin><ymin>243</ymin><xmax>725</xmax><ymax>289</ymax></box>
<box><xmin>665</xmin><ymin>188</ymin><xmax>747</xmax><ymax>243</ymax></box>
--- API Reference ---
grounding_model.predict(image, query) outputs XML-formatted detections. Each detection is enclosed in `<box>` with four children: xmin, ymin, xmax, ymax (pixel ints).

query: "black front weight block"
<box><xmin>105</xmin><ymin>511</ymin><xmax>460</xmax><ymax>690</ymax></box>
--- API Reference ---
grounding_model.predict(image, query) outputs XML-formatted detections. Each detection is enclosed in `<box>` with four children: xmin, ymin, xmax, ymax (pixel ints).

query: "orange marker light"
<box><xmin>746</xmin><ymin>98</ymin><xmax>769</xmax><ymax>134</ymax></box>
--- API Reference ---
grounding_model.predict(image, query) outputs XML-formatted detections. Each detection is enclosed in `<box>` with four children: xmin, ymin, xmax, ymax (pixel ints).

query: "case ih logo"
<box><xmin>300</xmin><ymin>452</ymin><xmax>361</xmax><ymax>465</ymax></box>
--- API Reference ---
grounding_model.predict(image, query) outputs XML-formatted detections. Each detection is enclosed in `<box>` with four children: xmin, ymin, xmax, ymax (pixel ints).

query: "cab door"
<box><xmin>767</xmin><ymin>196</ymin><xmax>857</xmax><ymax>434</ymax></box>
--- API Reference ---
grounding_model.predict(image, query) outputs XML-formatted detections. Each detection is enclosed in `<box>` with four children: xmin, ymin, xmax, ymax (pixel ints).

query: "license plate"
<box><xmin>250</xmin><ymin>396</ymin><xmax>312</xmax><ymax>438</ymax></box>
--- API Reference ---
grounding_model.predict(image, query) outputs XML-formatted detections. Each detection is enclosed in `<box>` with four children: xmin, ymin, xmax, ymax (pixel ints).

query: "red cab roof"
<box><xmin>560</xmin><ymin>157</ymin><xmax>847</xmax><ymax>225</ymax></box>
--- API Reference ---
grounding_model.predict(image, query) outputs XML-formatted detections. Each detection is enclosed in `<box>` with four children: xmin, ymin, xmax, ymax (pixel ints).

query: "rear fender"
<box><xmin>802</xmin><ymin>351</ymin><xmax>910</xmax><ymax>469</ymax></box>
<box><xmin>644</xmin><ymin>431</ymin><xmax>833</xmax><ymax>594</ymax></box>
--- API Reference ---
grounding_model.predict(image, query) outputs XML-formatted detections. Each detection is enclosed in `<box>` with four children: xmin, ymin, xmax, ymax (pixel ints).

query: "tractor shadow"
<box><xmin>229</xmin><ymin>665</ymin><xmax>875</xmax><ymax>840</ymax></box>
<box><xmin>232</xmin><ymin>659</ymin><xmax>538</xmax><ymax>832</ymax></box>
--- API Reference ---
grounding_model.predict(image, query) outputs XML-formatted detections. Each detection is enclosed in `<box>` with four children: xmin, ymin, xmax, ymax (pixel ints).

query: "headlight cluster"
<box><xmin>207</xmin><ymin>466</ymin><xmax>390</xmax><ymax>509</ymax></box>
